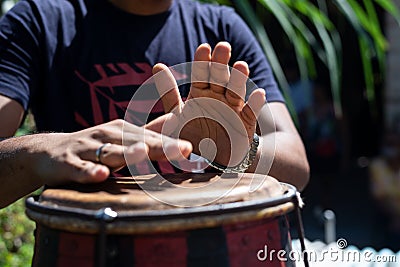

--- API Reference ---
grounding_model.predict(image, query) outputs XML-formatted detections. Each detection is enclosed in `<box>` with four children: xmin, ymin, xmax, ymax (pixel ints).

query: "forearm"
<box><xmin>247</xmin><ymin>132</ymin><xmax>309</xmax><ymax>191</ymax></box>
<box><xmin>0</xmin><ymin>120</ymin><xmax>194</xmax><ymax>208</ymax></box>
<box><xmin>0</xmin><ymin>136</ymin><xmax>43</xmax><ymax>208</ymax></box>
<box><xmin>246</xmin><ymin>102</ymin><xmax>310</xmax><ymax>191</ymax></box>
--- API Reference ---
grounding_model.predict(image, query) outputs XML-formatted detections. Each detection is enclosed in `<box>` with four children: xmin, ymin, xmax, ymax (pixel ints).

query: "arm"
<box><xmin>247</xmin><ymin>102</ymin><xmax>309</xmax><ymax>191</ymax></box>
<box><xmin>0</xmin><ymin>95</ymin><xmax>25</xmax><ymax>138</ymax></box>
<box><xmin>0</xmin><ymin>97</ymin><xmax>192</xmax><ymax>208</ymax></box>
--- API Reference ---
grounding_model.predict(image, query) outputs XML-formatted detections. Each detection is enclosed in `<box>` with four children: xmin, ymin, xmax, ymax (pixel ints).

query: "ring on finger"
<box><xmin>95</xmin><ymin>143</ymin><xmax>111</xmax><ymax>164</ymax></box>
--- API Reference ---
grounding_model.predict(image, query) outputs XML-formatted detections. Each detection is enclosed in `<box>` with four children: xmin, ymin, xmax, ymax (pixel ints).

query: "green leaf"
<box><xmin>230</xmin><ymin>0</ymin><xmax>298</xmax><ymax>124</ymax></box>
<box><xmin>210</xmin><ymin>0</ymin><xmax>394</xmax><ymax>120</ymax></box>
<box><xmin>334</xmin><ymin>0</ymin><xmax>388</xmax><ymax>115</ymax></box>
<box><xmin>258</xmin><ymin>0</ymin><xmax>314</xmax><ymax>79</ymax></box>
<box><xmin>345</xmin><ymin>0</ymin><xmax>388</xmax><ymax>52</ymax></box>
<box><xmin>359</xmin><ymin>37</ymin><xmax>378</xmax><ymax>116</ymax></box>
<box><xmin>315</xmin><ymin>22</ymin><xmax>342</xmax><ymax>117</ymax></box>
<box><xmin>374</xmin><ymin>0</ymin><xmax>400</xmax><ymax>27</ymax></box>
<box><xmin>274</xmin><ymin>0</ymin><xmax>343</xmax><ymax>116</ymax></box>
<box><xmin>364</xmin><ymin>0</ymin><xmax>386</xmax><ymax>72</ymax></box>
<box><xmin>333</xmin><ymin>0</ymin><xmax>374</xmax><ymax>48</ymax></box>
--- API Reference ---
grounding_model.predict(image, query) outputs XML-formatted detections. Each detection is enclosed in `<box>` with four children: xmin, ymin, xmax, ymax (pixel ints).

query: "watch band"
<box><xmin>205</xmin><ymin>133</ymin><xmax>260</xmax><ymax>173</ymax></box>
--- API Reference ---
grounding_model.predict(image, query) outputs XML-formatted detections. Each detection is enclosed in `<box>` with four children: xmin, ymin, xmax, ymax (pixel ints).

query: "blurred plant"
<box><xmin>201</xmin><ymin>0</ymin><xmax>400</xmax><ymax>121</ymax></box>
<box><xmin>15</xmin><ymin>113</ymin><xmax>36</xmax><ymax>136</ymax></box>
<box><xmin>0</xmin><ymin>198</ymin><xmax>35</xmax><ymax>267</ymax></box>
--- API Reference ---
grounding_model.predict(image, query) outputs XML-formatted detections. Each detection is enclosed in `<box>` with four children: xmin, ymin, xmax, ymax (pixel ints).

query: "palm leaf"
<box><xmin>285</xmin><ymin>0</ymin><xmax>343</xmax><ymax>116</ymax></box>
<box><xmin>263</xmin><ymin>0</ymin><xmax>315</xmax><ymax>79</ymax></box>
<box><xmin>374</xmin><ymin>0</ymin><xmax>400</xmax><ymax>27</ymax></box>
<box><xmin>203</xmin><ymin>0</ymin><xmax>397</xmax><ymax>120</ymax></box>
<box><xmin>333</xmin><ymin>0</ymin><xmax>391</xmax><ymax>116</ymax></box>
<box><xmin>230</xmin><ymin>0</ymin><xmax>298</xmax><ymax>124</ymax></box>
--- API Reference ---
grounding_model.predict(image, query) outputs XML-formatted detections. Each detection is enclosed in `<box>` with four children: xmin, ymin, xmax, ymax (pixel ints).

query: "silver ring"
<box><xmin>95</xmin><ymin>143</ymin><xmax>111</xmax><ymax>163</ymax></box>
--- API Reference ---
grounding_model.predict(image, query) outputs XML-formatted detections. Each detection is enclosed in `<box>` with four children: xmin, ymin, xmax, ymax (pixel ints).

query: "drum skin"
<box><xmin>26</xmin><ymin>173</ymin><xmax>297</xmax><ymax>267</ymax></box>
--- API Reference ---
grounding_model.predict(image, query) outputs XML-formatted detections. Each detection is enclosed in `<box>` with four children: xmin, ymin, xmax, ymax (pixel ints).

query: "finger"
<box><xmin>210</xmin><ymin>42</ymin><xmax>231</xmax><ymax>94</ymax></box>
<box><xmin>226</xmin><ymin>61</ymin><xmax>249</xmax><ymax>108</ymax></box>
<box><xmin>145</xmin><ymin>113</ymin><xmax>179</xmax><ymax>137</ymax></box>
<box><xmin>152</xmin><ymin>63</ymin><xmax>183</xmax><ymax>113</ymax></box>
<box><xmin>124</xmin><ymin>127</ymin><xmax>192</xmax><ymax>161</ymax></box>
<box><xmin>144</xmin><ymin>113</ymin><xmax>170</xmax><ymax>133</ymax></box>
<box><xmin>241</xmin><ymin>89</ymin><xmax>266</xmax><ymax>133</ymax></box>
<box><xmin>146</xmin><ymin>140</ymin><xmax>192</xmax><ymax>161</ymax></box>
<box><xmin>125</xmin><ymin>142</ymin><xmax>149</xmax><ymax>165</ymax></box>
<box><xmin>94</xmin><ymin>143</ymin><xmax>127</xmax><ymax>169</ymax></box>
<box><xmin>123</xmin><ymin>120</ymin><xmax>192</xmax><ymax>162</ymax></box>
<box><xmin>192</xmin><ymin>43</ymin><xmax>211</xmax><ymax>90</ymax></box>
<box><xmin>67</xmin><ymin>159</ymin><xmax>110</xmax><ymax>184</ymax></box>
<box><xmin>75</xmin><ymin>140</ymin><xmax>126</xmax><ymax>170</ymax></box>
<box><xmin>163</xmin><ymin>139</ymin><xmax>193</xmax><ymax>162</ymax></box>
<box><xmin>83</xmin><ymin>119</ymin><xmax>136</xmax><ymax>146</ymax></box>
<box><xmin>94</xmin><ymin>135</ymin><xmax>191</xmax><ymax>168</ymax></box>
<box><xmin>142</xmin><ymin>130</ymin><xmax>193</xmax><ymax>160</ymax></box>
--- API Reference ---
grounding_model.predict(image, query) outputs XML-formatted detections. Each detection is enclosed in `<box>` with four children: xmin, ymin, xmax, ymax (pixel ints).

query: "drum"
<box><xmin>26</xmin><ymin>173</ymin><xmax>304</xmax><ymax>267</ymax></box>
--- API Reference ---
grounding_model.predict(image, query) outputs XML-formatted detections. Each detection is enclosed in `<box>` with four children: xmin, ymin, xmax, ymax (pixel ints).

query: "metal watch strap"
<box><xmin>206</xmin><ymin>133</ymin><xmax>260</xmax><ymax>173</ymax></box>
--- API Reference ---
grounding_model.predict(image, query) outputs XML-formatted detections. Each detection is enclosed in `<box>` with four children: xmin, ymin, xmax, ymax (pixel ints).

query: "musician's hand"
<box><xmin>152</xmin><ymin>42</ymin><xmax>265</xmax><ymax>166</ymax></box>
<box><xmin>20</xmin><ymin>119</ymin><xmax>192</xmax><ymax>186</ymax></box>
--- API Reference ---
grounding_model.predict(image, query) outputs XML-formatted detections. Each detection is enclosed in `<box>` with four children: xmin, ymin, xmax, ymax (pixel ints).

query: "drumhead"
<box><xmin>26</xmin><ymin>173</ymin><xmax>297</xmax><ymax>234</ymax></box>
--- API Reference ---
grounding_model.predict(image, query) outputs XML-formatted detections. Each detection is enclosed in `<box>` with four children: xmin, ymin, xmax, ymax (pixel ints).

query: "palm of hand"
<box><xmin>153</xmin><ymin>42</ymin><xmax>265</xmax><ymax>166</ymax></box>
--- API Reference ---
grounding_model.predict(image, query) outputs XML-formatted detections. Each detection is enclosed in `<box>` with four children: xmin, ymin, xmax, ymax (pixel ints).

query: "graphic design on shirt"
<box><xmin>73</xmin><ymin>62</ymin><xmax>155</xmax><ymax>127</ymax></box>
<box><xmin>73</xmin><ymin>62</ymin><xmax>187</xmax><ymax>128</ymax></box>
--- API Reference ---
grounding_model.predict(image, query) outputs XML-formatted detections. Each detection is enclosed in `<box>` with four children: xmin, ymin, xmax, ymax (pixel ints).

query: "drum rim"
<box><xmin>25</xmin><ymin>183</ymin><xmax>298</xmax><ymax>222</ymax></box>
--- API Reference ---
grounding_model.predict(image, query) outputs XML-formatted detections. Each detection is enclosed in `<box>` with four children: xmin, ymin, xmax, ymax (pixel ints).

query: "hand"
<box><xmin>23</xmin><ymin>119</ymin><xmax>192</xmax><ymax>186</ymax></box>
<box><xmin>151</xmin><ymin>42</ymin><xmax>265</xmax><ymax>167</ymax></box>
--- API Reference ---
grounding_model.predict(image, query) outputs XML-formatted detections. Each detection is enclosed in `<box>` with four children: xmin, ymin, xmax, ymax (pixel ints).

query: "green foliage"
<box><xmin>15</xmin><ymin>113</ymin><xmax>36</xmax><ymax>137</ymax></box>
<box><xmin>0</xmin><ymin>198</ymin><xmax>35</xmax><ymax>267</ymax></box>
<box><xmin>203</xmin><ymin>0</ymin><xmax>400</xmax><ymax>119</ymax></box>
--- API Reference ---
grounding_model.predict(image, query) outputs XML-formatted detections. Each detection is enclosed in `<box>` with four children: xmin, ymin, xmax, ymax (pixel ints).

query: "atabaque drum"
<box><xmin>26</xmin><ymin>173</ymin><xmax>300</xmax><ymax>267</ymax></box>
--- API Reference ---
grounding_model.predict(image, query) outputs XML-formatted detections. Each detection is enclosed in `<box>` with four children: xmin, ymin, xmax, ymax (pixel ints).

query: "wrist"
<box><xmin>206</xmin><ymin>133</ymin><xmax>259</xmax><ymax>173</ymax></box>
<box><xmin>19</xmin><ymin>133</ymin><xmax>62</xmax><ymax>184</ymax></box>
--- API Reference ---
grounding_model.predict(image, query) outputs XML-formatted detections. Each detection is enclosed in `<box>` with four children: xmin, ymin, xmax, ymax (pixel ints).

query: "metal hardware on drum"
<box><xmin>294</xmin><ymin>193</ymin><xmax>310</xmax><ymax>267</ymax></box>
<box><xmin>95</xmin><ymin>208</ymin><xmax>117</xmax><ymax>267</ymax></box>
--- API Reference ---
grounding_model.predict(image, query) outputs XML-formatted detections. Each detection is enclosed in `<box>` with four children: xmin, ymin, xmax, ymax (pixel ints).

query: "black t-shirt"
<box><xmin>0</xmin><ymin>0</ymin><xmax>285</xmax><ymax>174</ymax></box>
<box><xmin>0</xmin><ymin>0</ymin><xmax>283</xmax><ymax>133</ymax></box>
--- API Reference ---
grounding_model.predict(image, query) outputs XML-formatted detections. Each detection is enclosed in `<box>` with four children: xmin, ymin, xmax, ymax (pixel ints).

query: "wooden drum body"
<box><xmin>26</xmin><ymin>173</ymin><xmax>300</xmax><ymax>267</ymax></box>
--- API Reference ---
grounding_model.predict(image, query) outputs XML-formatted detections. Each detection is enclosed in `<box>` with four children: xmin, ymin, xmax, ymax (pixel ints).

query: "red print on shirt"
<box><xmin>74</xmin><ymin>62</ymin><xmax>188</xmax><ymax>128</ymax></box>
<box><xmin>74</xmin><ymin>62</ymin><xmax>153</xmax><ymax>127</ymax></box>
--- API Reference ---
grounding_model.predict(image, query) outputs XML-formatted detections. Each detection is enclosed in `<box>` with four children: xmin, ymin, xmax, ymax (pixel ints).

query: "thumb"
<box><xmin>152</xmin><ymin>63</ymin><xmax>183</xmax><ymax>113</ymax></box>
<box><xmin>242</xmin><ymin>88</ymin><xmax>266</xmax><ymax>126</ymax></box>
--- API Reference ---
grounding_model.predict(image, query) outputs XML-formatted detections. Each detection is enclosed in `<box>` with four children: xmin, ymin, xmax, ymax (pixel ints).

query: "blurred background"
<box><xmin>1</xmin><ymin>0</ymin><xmax>400</xmax><ymax>265</ymax></box>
